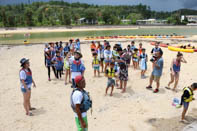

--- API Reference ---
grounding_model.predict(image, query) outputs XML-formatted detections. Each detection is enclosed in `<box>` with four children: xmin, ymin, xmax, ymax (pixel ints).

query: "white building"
<box><xmin>136</xmin><ymin>19</ymin><xmax>167</xmax><ymax>25</ymax></box>
<box><xmin>182</xmin><ymin>15</ymin><xmax>197</xmax><ymax>23</ymax></box>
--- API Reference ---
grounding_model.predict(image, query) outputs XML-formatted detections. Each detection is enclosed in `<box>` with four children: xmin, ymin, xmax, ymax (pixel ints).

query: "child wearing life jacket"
<box><xmin>90</xmin><ymin>41</ymin><xmax>97</xmax><ymax>54</ymax></box>
<box><xmin>140</xmin><ymin>48</ymin><xmax>148</xmax><ymax>79</ymax></box>
<box><xmin>166</xmin><ymin>52</ymin><xmax>187</xmax><ymax>92</ymax></box>
<box><xmin>176</xmin><ymin>83</ymin><xmax>197</xmax><ymax>123</ymax></box>
<box><xmin>64</xmin><ymin>42</ymin><xmax>70</xmax><ymax>57</ymax></box>
<box><xmin>132</xmin><ymin>48</ymin><xmax>139</xmax><ymax>69</ymax></box>
<box><xmin>64</xmin><ymin>52</ymin><xmax>71</xmax><ymax>85</ymax></box>
<box><xmin>52</xmin><ymin>51</ymin><xmax>64</xmax><ymax>79</ymax></box>
<box><xmin>19</xmin><ymin>58</ymin><xmax>36</xmax><ymax>116</ymax></box>
<box><xmin>105</xmin><ymin>62</ymin><xmax>117</xmax><ymax>96</ymax></box>
<box><xmin>130</xmin><ymin>41</ymin><xmax>136</xmax><ymax>52</ymax></box>
<box><xmin>92</xmin><ymin>52</ymin><xmax>100</xmax><ymax>77</ymax></box>
<box><xmin>138</xmin><ymin>43</ymin><xmax>143</xmax><ymax>56</ymax></box>
<box><xmin>70</xmin><ymin>51</ymin><xmax>86</xmax><ymax>88</ymax></box>
<box><xmin>45</xmin><ymin>48</ymin><xmax>57</xmax><ymax>81</ymax></box>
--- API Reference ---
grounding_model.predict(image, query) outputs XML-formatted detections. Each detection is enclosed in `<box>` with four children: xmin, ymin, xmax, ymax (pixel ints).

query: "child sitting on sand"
<box><xmin>176</xmin><ymin>83</ymin><xmax>197</xmax><ymax>123</ymax></box>
<box><xmin>105</xmin><ymin>62</ymin><xmax>117</xmax><ymax>96</ymax></box>
<box><xmin>140</xmin><ymin>48</ymin><xmax>148</xmax><ymax>79</ymax></box>
<box><xmin>92</xmin><ymin>52</ymin><xmax>100</xmax><ymax>77</ymax></box>
<box><xmin>132</xmin><ymin>48</ymin><xmax>139</xmax><ymax>69</ymax></box>
<box><xmin>64</xmin><ymin>52</ymin><xmax>71</xmax><ymax>85</ymax></box>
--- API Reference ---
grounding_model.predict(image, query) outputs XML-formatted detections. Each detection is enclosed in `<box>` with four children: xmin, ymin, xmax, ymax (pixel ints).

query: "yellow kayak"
<box><xmin>168</xmin><ymin>46</ymin><xmax>194</xmax><ymax>53</ymax></box>
<box><xmin>24</xmin><ymin>40</ymin><xmax>29</xmax><ymax>45</ymax></box>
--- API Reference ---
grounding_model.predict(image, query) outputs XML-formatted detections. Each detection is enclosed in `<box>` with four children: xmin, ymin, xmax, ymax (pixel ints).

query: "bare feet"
<box><xmin>110</xmin><ymin>93</ymin><xmax>113</xmax><ymax>96</ymax></box>
<box><xmin>121</xmin><ymin>89</ymin><xmax>126</xmax><ymax>93</ymax></box>
<box><xmin>26</xmin><ymin>112</ymin><xmax>34</xmax><ymax>116</ymax></box>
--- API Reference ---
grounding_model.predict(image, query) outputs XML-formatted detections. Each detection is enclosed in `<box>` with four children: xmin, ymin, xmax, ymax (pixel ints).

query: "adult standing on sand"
<box><xmin>166</xmin><ymin>52</ymin><xmax>187</xmax><ymax>92</ymax></box>
<box><xmin>71</xmin><ymin>75</ymin><xmax>92</xmax><ymax>131</ymax></box>
<box><xmin>19</xmin><ymin>58</ymin><xmax>36</xmax><ymax>116</ymax></box>
<box><xmin>146</xmin><ymin>50</ymin><xmax>163</xmax><ymax>93</ymax></box>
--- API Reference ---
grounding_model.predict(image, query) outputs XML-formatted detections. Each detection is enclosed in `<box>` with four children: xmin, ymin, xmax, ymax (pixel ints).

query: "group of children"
<box><xmin>44</xmin><ymin>39</ymin><xmax>85</xmax><ymax>88</ymax></box>
<box><xmin>44</xmin><ymin>39</ymin><xmax>197</xmax><ymax>123</ymax></box>
<box><xmin>90</xmin><ymin>40</ymin><xmax>148</xmax><ymax>96</ymax></box>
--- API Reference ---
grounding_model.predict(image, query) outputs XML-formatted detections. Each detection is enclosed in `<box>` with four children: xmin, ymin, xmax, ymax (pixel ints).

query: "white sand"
<box><xmin>1</xmin><ymin>40</ymin><xmax>197</xmax><ymax>131</ymax></box>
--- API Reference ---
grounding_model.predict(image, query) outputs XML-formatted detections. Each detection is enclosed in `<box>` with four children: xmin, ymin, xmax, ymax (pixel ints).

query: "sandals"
<box><xmin>146</xmin><ymin>86</ymin><xmax>152</xmax><ymax>89</ymax></box>
<box><xmin>30</xmin><ymin>107</ymin><xmax>36</xmax><ymax>111</ymax></box>
<box><xmin>165</xmin><ymin>86</ymin><xmax>171</xmax><ymax>90</ymax></box>
<box><xmin>153</xmin><ymin>89</ymin><xmax>159</xmax><ymax>93</ymax></box>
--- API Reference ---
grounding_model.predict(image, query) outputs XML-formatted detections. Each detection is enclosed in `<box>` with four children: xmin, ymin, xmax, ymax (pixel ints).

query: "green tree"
<box><xmin>127</xmin><ymin>13</ymin><xmax>143</xmax><ymax>24</ymax></box>
<box><xmin>24</xmin><ymin>8</ymin><xmax>34</xmax><ymax>26</ymax></box>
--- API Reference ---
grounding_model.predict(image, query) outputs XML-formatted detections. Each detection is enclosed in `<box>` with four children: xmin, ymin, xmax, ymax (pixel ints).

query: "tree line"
<box><xmin>0</xmin><ymin>1</ymin><xmax>197</xmax><ymax>27</ymax></box>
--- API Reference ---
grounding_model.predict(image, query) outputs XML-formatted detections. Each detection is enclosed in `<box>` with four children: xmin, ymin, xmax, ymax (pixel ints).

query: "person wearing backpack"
<box><xmin>71</xmin><ymin>75</ymin><xmax>92</xmax><ymax>131</ymax></box>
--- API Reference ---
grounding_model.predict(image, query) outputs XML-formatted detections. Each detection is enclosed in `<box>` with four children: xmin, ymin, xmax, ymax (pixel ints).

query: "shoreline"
<box><xmin>1</xmin><ymin>25</ymin><xmax>197</xmax><ymax>34</ymax></box>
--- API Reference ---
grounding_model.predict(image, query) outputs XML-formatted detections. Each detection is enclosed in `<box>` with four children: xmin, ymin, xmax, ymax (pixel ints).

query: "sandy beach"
<box><xmin>1</xmin><ymin>39</ymin><xmax>197</xmax><ymax>131</ymax></box>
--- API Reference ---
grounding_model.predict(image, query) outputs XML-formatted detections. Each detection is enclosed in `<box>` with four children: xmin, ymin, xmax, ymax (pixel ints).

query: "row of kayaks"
<box><xmin>85</xmin><ymin>35</ymin><xmax>185</xmax><ymax>40</ymax></box>
<box><xmin>150</xmin><ymin>42</ymin><xmax>197</xmax><ymax>53</ymax></box>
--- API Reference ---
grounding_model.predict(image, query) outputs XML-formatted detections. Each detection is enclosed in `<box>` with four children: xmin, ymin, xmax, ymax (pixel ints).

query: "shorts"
<box><xmin>150</xmin><ymin>74</ymin><xmax>161</xmax><ymax>82</ymax></box>
<box><xmin>107</xmin><ymin>78</ymin><xmax>115</xmax><ymax>87</ymax></box>
<box><xmin>75</xmin><ymin>116</ymin><xmax>88</xmax><ymax>131</ymax></box>
<box><xmin>183</xmin><ymin>101</ymin><xmax>189</xmax><ymax>109</ymax></box>
<box><xmin>104</xmin><ymin>59</ymin><xmax>111</xmax><ymax>64</ymax></box>
<box><xmin>21</xmin><ymin>88</ymin><xmax>31</xmax><ymax>93</ymax></box>
<box><xmin>133</xmin><ymin>58</ymin><xmax>138</xmax><ymax>62</ymax></box>
<box><xmin>93</xmin><ymin>65</ymin><xmax>100</xmax><ymax>70</ymax></box>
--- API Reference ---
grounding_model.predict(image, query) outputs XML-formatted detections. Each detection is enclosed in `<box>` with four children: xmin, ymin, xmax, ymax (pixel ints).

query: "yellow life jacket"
<box><xmin>183</xmin><ymin>87</ymin><xmax>193</xmax><ymax>102</ymax></box>
<box><xmin>93</xmin><ymin>58</ymin><xmax>99</xmax><ymax>65</ymax></box>
<box><xmin>133</xmin><ymin>53</ymin><xmax>138</xmax><ymax>58</ymax></box>
<box><xmin>107</xmin><ymin>68</ymin><xmax>115</xmax><ymax>77</ymax></box>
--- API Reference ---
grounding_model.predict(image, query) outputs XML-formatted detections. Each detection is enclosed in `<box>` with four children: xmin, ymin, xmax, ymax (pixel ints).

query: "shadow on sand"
<box><xmin>146</xmin><ymin>108</ymin><xmax>197</xmax><ymax>131</ymax></box>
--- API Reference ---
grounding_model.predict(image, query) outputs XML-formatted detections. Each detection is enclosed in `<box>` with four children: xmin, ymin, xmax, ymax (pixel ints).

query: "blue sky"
<box><xmin>0</xmin><ymin>0</ymin><xmax>197</xmax><ymax>11</ymax></box>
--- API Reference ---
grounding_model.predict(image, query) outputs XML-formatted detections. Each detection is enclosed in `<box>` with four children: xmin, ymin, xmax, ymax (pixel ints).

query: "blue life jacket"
<box><xmin>21</xmin><ymin>69</ymin><xmax>33</xmax><ymax>85</ymax></box>
<box><xmin>75</xmin><ymin>42</ymin><xmax>80</xmax><ymax>50</ymax></box>
<box><xmin>152</xmin><ymin>47</ymin><xmax>161</xmax><ymax>54</ymax></box>
<box><xmin>71</xmin><ymin>60</ymin><xmax>85</xmax><ymax>72</ymax></box>
<box><xmin>46</xmin><ymin>53</ymin><xmax>52</xmax><ymax>65</ymax></box>
<box><xmin>64</xmin><ymin>46</ymin><xmax>70</xmax><ymax>52</ymax></box>
<box><xmin>55</xmin><ymin>56</ymin><xmax>63</xmax><ymax>70</ymax></box>
<box><xmin>71</xmin><ymin>89</ymin><xmax>92</xmax><ymax>113</ymax></box>
<box><xmin>173</xmin><ymin>62</ymin><xmax>181</xmax><ymax>72</ymax></box>
<box><xmin>140</xmin><ymin>53</ymin><xmax>147</xmax><ymax>60</ymax></box>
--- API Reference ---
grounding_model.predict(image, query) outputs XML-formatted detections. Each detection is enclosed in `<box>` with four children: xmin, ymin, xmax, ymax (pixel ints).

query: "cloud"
<box><xmin>181</xmin><ymin>0</ymin><xmax>197</xmax><ymax>8</ymax></box>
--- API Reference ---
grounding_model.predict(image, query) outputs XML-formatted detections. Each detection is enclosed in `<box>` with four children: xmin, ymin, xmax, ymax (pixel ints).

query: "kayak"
<box><xmin>168</xmin><ymin>46</ymin><xmax>194</xmax><ymax>53</ymax></box>
<box><xmin>150</xmin><ymin>42</ymin><xmax>169</xmax><ymax>48</ymax></box>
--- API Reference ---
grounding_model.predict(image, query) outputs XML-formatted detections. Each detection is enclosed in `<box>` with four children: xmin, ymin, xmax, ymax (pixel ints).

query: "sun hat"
<box><xmin>20</xmin><ymin>58</ymin><xmax>29</xmax><ymax>67</ymax></box>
